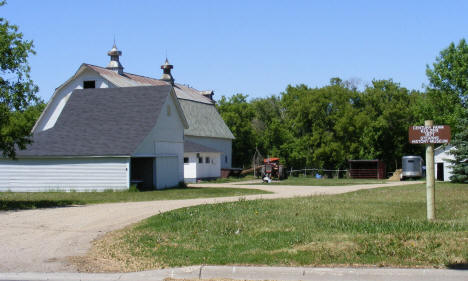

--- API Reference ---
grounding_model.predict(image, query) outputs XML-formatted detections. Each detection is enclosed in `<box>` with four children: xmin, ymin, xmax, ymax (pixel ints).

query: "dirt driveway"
<box><xmin>0</xmin><ymin>180</ymin><xmax>420</xmax><ymax>272</ymax></box>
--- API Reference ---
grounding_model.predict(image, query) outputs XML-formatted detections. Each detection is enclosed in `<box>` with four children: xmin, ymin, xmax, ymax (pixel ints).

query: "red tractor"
<box><xmin>261</xmin><ymin>157</ymin><xmax>287</xmax><ymax>181</ymax></box>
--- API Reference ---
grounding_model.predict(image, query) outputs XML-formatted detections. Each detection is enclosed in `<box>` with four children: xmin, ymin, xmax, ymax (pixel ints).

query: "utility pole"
<box><xmin>425</xmin><ymin>120</ymin><xmax>435</xmax><ymax>221</ymax></box>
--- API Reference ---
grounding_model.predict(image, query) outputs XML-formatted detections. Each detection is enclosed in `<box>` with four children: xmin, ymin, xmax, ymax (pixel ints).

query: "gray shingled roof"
<box><xmin>173</xmin><ymin>84</ymin><xmax>213</xmax><ymax>104</ymax></box>
<box><xmin>84</xmin><ymin>64</ymin><xmax>234</xmax><ymax>140</ymax></box>
<box><xmin>179</xmin><ymin>100</ymin><xmax>235</xmax><ymax>139</ymax></box>
<box><xmin>86</xmin><ymin>64</ymin><xmax>214</xmax><ymax>104</ymax></box>
<box><xmin>184</xmin><ymin>141</ymin><xmax>220</xmax><ymax>153</ymax></box>
<box><xmin>17</xmin><ymin>86</ymin><xmax>172</xmax><ymax>157</ymax></box>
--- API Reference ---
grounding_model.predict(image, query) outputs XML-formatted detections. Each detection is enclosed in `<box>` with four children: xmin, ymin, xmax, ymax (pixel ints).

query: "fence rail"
<box><xmin>288</xmin><ymin>168</ymin><xmax>349</xmax><ymax>178</ymax></box>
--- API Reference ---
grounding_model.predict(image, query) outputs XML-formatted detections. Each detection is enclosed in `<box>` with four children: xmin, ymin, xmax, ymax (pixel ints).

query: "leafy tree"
<box><xmin>359</xmin><ymin>80</ymin><xmax>424</xmax><ymax>171</ymax></box>
<box><xmin>251</xmin><ymin>96</ymin><xmax>293</xmax><ymax>163</ymax></box>
<box><xmin>280</xmin><ymin>80</ymin><xmax>363</xmax><ymax>169</ymax></box>
<box><xmin>0</xmin><ymin>1</ymin><xmax>40</xmax><ymax>158</ymax></box>
<box><xmin>449</xmin><ymin>108</ymin><xmax>468</xmax><ymax>183</ymax></box>
<box><xmin>217</xmin><ymin>78</ymin><xmax>428</xmax><ymax>173</ymax></box>
<box><xmin>217</xmin><ymin>94</ymin><xmax>257</xmax><ymax>168</ymax></box>
<box><xmin>424</xmin><ymin>39</ymin><xmax>468</xmax><ymax>128</ymax></box>
<box><xmin>4</xmin><ymin>102</ymin><xmax>45</xmax><ymax>148</ymax></box>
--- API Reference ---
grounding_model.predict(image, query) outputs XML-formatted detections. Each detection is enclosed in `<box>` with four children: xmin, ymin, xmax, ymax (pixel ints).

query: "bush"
<box><xmin>128</xmin><ymin>184</ymin><xmax>140</xmax><ymax>192</ymax></box>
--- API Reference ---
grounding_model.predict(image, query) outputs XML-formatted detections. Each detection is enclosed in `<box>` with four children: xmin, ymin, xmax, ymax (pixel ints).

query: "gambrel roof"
<box><xmin>18</xmin><ymin>85</ymin><xmax>185</xmax><ymax>157</ymax></box>
<box><xmin>180</xmin><ymin>100</ymin><xmax>235</xmax><ymax>139</ymax></box>
<box><xmin>85</xmin><ymin>64</ymin><xmax>214</xmax><ymax>105</ymax></box>
<box><xmin>85</xmin><ymin>64</ymin><xmax>234</xmax><ymax>139</ymax></box>
<box><xmin>38</xmin><ymin>63</ymin><xmax>234</xmax><ymax>140</ymax></box>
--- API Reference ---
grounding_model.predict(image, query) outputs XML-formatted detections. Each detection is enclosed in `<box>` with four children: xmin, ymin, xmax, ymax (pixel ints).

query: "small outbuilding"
<box><xmin>0</xmin><ymin>85</ymin><xmax>188</xmax><ymax>191</ymax></box>
<box><xmin>348</xmin><ymin>160</ymin><xmax>386</xmax><ymax>179</ymax></box>
<box><xmin>183</xmin><ymin>141</ymin><xmax>221</xmax><ymax>183</ymax></box>
<box><xmin>434</xmin><ymin>145</ymin><xmax>455</xmax><ymax>182</ymax></box>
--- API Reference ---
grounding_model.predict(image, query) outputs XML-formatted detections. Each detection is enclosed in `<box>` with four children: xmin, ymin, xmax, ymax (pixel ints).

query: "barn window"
<box><xmin>198</xmin><ymin>157</ymin><xmax>203</xmax><ymax>164</ymax></box>
<box><xmin>225</xmin><ymin>155</ymin><xmax>228</xmax><ymax>163</ymax></box>
<box><xmin>184</xmin><ymin>157</ymin><xmax>189</xmax><ymax>163</ymax></box>
<box><xmin>205</xmin><ymin>157</ymin><xmax>210</xmax><ymax>163</ymax></box>
<box><xmin>83</xmin><ymin>80</ymin><xmax>95</xmax><ymax>89</ymax></box>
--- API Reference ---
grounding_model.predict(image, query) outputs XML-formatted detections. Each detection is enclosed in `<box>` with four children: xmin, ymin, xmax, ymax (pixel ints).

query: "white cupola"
<box><xmin>106</xmin><ymin>43</ymin><xmax>124</xmax><ymax>75</ymax></box>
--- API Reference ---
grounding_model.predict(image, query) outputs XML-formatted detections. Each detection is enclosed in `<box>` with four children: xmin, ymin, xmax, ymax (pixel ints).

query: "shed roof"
<box><xmin>17</xmin><ymin>86</ymin><xmax>174</xmax><ymax>157</ymax></box>
<box><xmin>184</xmin><ymin>141</ymin><xmax>220</xmax><ymax>153</ymax></box>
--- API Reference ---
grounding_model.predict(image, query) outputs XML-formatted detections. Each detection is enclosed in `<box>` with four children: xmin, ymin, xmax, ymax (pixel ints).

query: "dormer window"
<box><xmin>83</xmin><ymin>80</ymin><xmax>95</xmax><ymax>89</ymax></box>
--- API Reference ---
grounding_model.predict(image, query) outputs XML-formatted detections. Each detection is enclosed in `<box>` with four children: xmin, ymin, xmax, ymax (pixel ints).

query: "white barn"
<box><xmin>29</xmin><ymin>44</ymin><xmax>234</xmax><ymax>185</ymax></box>
<box><xmin>0</xmin><ymin>86</ymin><xmax>188</xmax><ymax>191</ymax></box>
<box><xmin>434</xmin><ymin>145</ymin><xmax>455</xmax><ymax>182</ymax></box>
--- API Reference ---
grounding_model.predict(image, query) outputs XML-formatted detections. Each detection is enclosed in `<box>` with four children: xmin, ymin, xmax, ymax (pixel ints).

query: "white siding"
<box><xmin>0</xmin><ymin>157</ymin><xmax>130</xmax><ymax>192</ymax></box>
<box><xmin>435</xmin><ymin>145</ymin><xmax>455</xmax><ymax>182</ymax></box>
<box><xmin>34</xmin><ymin>69</ymin><xmax>110</xmax><ymax>132</ymax></box>
<box><xmin>184</xmin><ymin>156</ymin><xmax>197</xmax><ymax>181</ymax></box>
<box><xmin>183</xmin><ymin>152</ymin><xmax>221</xmax><ymax>183</ymax></box>
<box><xmin>133</xmin><ymin>93</ymin><xmax>185</xmax><ymax>185</ymax></box>
<box><xmin>156</xmin><ymin>156</ymin><xmax>179</xmax><ymax>189</ymax></box>
<box><xmin>184</xmin><ymin>136</ymin><xmax>232</xmax><ymax>169</ymax></box>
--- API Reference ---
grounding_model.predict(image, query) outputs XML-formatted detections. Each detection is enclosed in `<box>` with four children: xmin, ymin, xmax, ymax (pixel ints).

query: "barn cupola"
<box><xmin>161</xmin><ymin>58</ymin><xmax>174</xmax><ymax>85</ymax></box>
<box><xmin>106</xmin><ymin>43</ymin><xmax>124</xmax><ymax>75</ymax></box>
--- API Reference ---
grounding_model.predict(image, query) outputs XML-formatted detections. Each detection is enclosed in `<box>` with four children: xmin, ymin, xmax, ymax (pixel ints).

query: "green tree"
<box><xmin>251</xmin><ymin>96</ymin><xmax>293</xmax><ymax>163</ymax></box>
<box><xmin>424</xmin><ymin>39</ymin><xmax>468</xmax><ymax>128</ymax></box>
<box><xmin>217</xmin><ymin>94</ymin><xmax>257</xmax><ymax>168</ymax></box>
<box><xmin>0</xmin><ymin>1</ymin><xmax>40</xmax><ymax>158</ymax></box>
<box><xmin>4</xmin><ymin>102</ymin><xmax>45</xmax><ymax>149</ymax></box>
<box><xmin>359</xmin><ymin>80</ymin><xmax>424</xmax><ymax>171</ymax></box>
<box><xmin>449</xmin><ymin>108</ymin><xmax>468</xmax><ymax>183</ymax></box>
<box><xmin>280</xmin><ymin>80</ymin><xmax>363</xmax><ymax>169</ymax></box>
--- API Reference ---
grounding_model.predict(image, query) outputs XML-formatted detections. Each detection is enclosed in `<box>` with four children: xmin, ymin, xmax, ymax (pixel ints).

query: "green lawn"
<box><xmin>88</xmin><ymin>182</ymin><xmax>468</xmax><ymax>271</ymax></box>
<box><xmin>254</xmin><ymin>177</ymin><xmax>388</xmax><ymax>186</ymax></box>
<box><xmin>0</xmin><ymin>187</ymin><xmax>269</xmax><ymax>211</ymax></box>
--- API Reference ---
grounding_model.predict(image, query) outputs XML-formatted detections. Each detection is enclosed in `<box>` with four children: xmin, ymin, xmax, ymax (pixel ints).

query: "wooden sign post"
<box><xmin>409</xmin><ymin>121</ymin><xmax>451</xmax><ymax>221</ymax></box>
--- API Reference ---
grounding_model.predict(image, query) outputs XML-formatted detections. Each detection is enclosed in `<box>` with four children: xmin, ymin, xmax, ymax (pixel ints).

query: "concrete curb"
<box><xmin>0</xmin><ymin>266</ymin><xmax>466</xmax><ymax>281</ymax></box>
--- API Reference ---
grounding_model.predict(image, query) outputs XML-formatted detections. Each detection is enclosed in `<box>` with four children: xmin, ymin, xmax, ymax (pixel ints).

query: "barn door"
<box><xmin>155</xmin><ymin>156</ymin><xmax>179</xmax><ymax>189</ymax></box>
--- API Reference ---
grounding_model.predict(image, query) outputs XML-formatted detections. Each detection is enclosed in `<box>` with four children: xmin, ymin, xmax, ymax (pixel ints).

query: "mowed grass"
<box><xmin>260</xmin><ymin>177</ymin><xmax>387</xmax><ymax>186</ymax></box>
<box><xmin>86</xmin><ymin>182</ymin><xmax>468</xmax><ymax>272</ymax></box>
<box><xmin>0</xmin><ymin>187</ymin><xmax>269</xmax><ymax>211</ymax></box>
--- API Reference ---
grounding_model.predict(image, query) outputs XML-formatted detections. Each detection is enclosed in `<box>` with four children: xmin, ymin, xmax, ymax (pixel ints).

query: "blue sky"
<box><xmin>3</xmin><ymin>0</ymin><xmax>468</xmax><ymax>101</ymax></box>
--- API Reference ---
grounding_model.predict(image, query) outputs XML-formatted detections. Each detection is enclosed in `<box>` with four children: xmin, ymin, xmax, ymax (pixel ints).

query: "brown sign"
<box><xmin>409</xmin><ymin>125</ymin><xmax>451</xmax><ymax>144</ymax></box>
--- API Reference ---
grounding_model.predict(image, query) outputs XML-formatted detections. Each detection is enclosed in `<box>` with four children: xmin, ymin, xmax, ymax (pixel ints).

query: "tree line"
<box><xmin>217</xmin><ymin>39</ymin><xmax>468</xmax><ymax>178</ymax></box>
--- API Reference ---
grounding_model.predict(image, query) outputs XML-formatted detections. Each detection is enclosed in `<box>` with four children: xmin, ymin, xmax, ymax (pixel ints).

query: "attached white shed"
<box><xmin>0</xmin><ymin>157</ymin><xmax>130</xmax><ymax>192</ymax></box>
<box><xmin>184</xmin><ymin>141</ymin><xmax>221</xmax><ymax>183</ymax></box>
<box><xmin>434</xmin><ymin>145</ymin><xmax>455</xmax><ymax>182</ymax></box>
<box><xmin>0</xmin><ymin>85</ymin><xmax>188</xmax><ymax>192</ymax></box>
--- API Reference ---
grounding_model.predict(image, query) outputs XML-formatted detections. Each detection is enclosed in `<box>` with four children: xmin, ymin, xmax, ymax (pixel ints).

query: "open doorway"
<box><xmin>130</xmin><ymin>157</ymin><xmax>154</xmax><ymax>190</ymax></box>
<box><xmin>436</xmin><ymin>163</ymin><xmax>444</xmax><ymax>181</ymax></box>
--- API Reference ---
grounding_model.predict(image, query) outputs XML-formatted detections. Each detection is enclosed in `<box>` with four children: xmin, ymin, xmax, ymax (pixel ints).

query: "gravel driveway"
<box><xmin>0</xmin><ymin>181</ymin><xmax>420</xmax><ymax>272</ymax></box>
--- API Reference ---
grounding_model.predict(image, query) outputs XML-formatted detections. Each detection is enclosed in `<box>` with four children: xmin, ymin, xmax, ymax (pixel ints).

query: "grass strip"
<box><xmin>0</xmin><ymin>187</ymin><xmax>269</xmax><ymax>211</ymax></box>
<box><xmin>249</xmin><ymin>177</ymin><xmax>389</xmax><ymax>186</ymax></box>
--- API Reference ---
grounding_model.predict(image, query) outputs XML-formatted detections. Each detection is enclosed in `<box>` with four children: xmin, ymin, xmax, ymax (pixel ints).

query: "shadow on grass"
<box><xmin>446</xmin><ymin>262</ymin><xmax>468</xmax><ymax>270</ymax></box>
<box><xmin>0</xmin><ymin>200</ymin><xmax>82</xmax><ymax>211</ymax></box>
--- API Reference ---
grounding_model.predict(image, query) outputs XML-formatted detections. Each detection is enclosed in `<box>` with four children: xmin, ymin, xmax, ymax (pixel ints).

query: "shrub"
<box><xmin>128</xmin><ymin>184</ymin><xmax>140</xmax><ymax>192</ymax></box>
